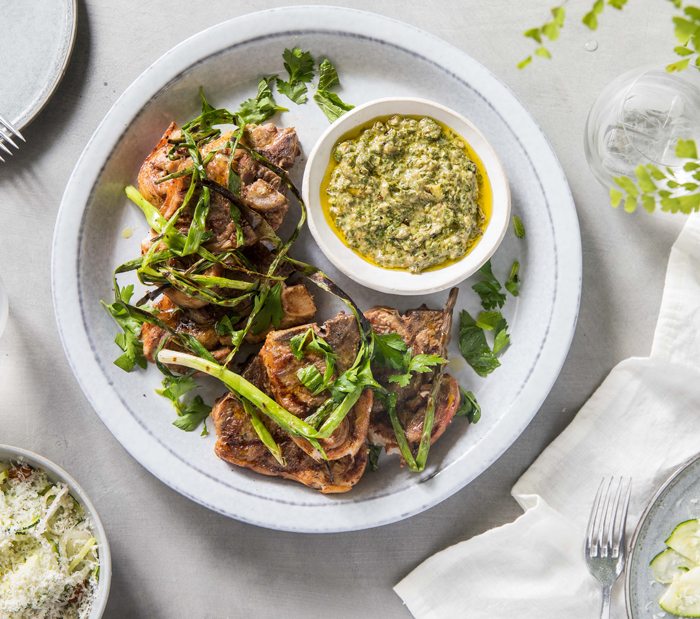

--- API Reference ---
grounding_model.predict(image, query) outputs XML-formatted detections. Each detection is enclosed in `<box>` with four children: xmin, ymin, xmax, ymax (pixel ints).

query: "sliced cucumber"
<box><xmin>1</xmin><ymin>514</ymin><xmax>41</xmax><ymax>535</ymax></box>
<box><xmin>652</xmin><ymin>548</ymin><xmax>698</xmax><ymax>584</ymax></box>
<box><xmin>667</xmin><ymin>520</ymin><xmax>700</xmax><ymax>564</ymax></box>
<box><xmin>660</xmin><ymin>565</ymin><xmax>700</xmax><ymax>617</ymax></box>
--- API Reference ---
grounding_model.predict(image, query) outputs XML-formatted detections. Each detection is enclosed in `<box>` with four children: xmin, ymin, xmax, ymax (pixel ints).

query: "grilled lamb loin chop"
<box><xmin>366</xmin><ymin>288</ymin><xmax>461</xmax><ymax>456</ymax></box>
<box><xmin>211</xmin><ymin>352</ymin><xmax>369</xmax><ymax>494</ymax></box>
<box><xmin>137</xmin><ymin>123</ymin><xmax>299</xmax><ymax>255</ymax></box>
<box><xmin>136</xmin><ymin>120</ymin><xmax>315</xmax><ymax>354</ymax></box>
<box><xmin>140</xmin><ymin>283</ymin><xmax>317</xmax><ymax>365</ymax></box>
<box><xmin>243</xmin><ymin>123</ymin><xmax>301</xmax><ymax>169</ymax></box>
<box><xmin>258</xmin><ymin>314</ymin><xmax>372</xmax><ymax>461</ymax></box>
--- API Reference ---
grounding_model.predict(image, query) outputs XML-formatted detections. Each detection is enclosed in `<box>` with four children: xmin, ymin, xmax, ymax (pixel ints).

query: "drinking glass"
<box><xmin>585</xmin><ymin>66</ymin><xmax>700</xmax><ymax>188</ymax></box>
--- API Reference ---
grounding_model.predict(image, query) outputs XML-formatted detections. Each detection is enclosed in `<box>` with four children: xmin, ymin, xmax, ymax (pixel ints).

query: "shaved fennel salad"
<box><xmin>0</xmin><ymin>462</ymin><xmax>99</xmax><ymax>618</ymax></box>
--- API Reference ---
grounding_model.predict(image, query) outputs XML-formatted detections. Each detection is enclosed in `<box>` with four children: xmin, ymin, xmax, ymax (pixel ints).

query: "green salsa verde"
<box><xmin>321</xmin><ymin>115</ymin><xmax>491</xmax><ymax>273</ymax></box>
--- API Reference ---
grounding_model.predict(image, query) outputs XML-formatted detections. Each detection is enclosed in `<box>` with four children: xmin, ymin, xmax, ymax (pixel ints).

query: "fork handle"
<box><xmin>599</xmin><ymin>585</ymin><xmax>612</xmax><ymax>619</ymax></box>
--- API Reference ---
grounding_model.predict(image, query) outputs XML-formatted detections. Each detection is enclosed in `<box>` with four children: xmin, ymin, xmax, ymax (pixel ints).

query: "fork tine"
<box><xmin>586</xmin><ymin>478</ymin><xmax>606</xmax><ymax>555</ymax></box>
<box><xmin>0</xmin><ymin>140</ymin><xmax>11</xmax><ymax>156</ymax></box>
<box><xmin>613</xmin><ymin>478</ymin><xmax>632</xmax><ymax>557</ymax></box>
<box><xmin>0</xmin><ymin>114</ymin><xmax>25</xmax><ymax>142</ymax></box>
<box><xmin>596</xmin><ymin>477</ymin><xmax>615</xmax><ymax>557</ymax></box>
<box><xmin>0</xmin><ymin>129</ymin><xmax>18</xmax><ymax>149</ymax></box>
<box><xmin>607</xmin><ymin>478</ymin><xmax>624</xmax><ymax>554</ymax></box>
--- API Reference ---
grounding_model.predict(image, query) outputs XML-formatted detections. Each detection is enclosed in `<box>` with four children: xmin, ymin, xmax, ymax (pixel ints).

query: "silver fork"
<box><xmin>585</xmin><ymin>477</ymin><xmax>633</xmax><ymax>619</ymax></box>
<box><xmin>0</xmin><ymin>114</ymin><xmax>25</xmax><ymax>162</ymax></box>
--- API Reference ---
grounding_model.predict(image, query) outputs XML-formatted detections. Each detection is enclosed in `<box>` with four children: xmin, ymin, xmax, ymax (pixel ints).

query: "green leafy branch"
<box><xmin>519</xmin><ymin>0</ymin><xmax>700</xmax><ymax>73</ymax></box>
<box><xmin>518</xmin><ymin>5</ymin><xmax>566</xmax><ymax>69</ymax></box>
<box><xmin>668</xmin><ymin>3</ymin><xmax>700</xmax><ymax>72</ymax></box>
<box><xmin>610</xmin><ymin>139</ymin><xmax>700</xmax><ymax>213</ymax></box>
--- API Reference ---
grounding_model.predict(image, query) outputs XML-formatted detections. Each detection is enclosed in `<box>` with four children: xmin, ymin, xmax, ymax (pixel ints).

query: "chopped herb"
<box><xmin>236</xmin><ymin>77</ymin><xmax>288</xmax><ymax>126</ymax></box>
<box><xmin>289</xmin><ymin>327</ymin><xmax>335</xmax><ymax>361</ymax></box>
<box><xmin>101</xmin><ymin>283</ymin><xmax>147</xmax><ymax>372</ymax></box>
<box><xmin>493</xmin><ymin>320</ymin><xmax>511</xmax><ymax>355</ymax></box>
<box><xmin>317</xmin><ymin>58</ymin><xmax>340</xmax><ymax>90</ymax></box>
<box><xmin>297</xmin><ymin>365</ymin><xmax>326</xmax><ymax>394</ymax></box>
<box><xmin>157</xmin><ymin>374</ymin><xmax>211</xmax><ymax>435</ymax></box>
<box><xmin>214</xmin><ymin>315</ymin><xmax>245</xmax><ymax>347</ymax></box>
<box><xmin>371</xmin><ymin>332</ymin><xmax>409</xmax><ymax>371</ymax></box>
<box><xmin>289</xmin><ymin>327</ymin><xmax>337</xmax><ymax>395</ymax></box>
<box><xmin>171</xmin><ymin>396</ymin><xmax>211</xmax><ymax>435</ymax></box>
<box><xmin>505</xmin><ymin>261</ymin><xmax>521</xmax><ymax>296</ymax></box>
<box><xmin>289</xmin><ymin>328</ymin><xmax>311</xmax><ymax>360</ymax></box>
<box><xmin>157</xmin><ymin>374</ymin><xmax>198</xmax><ymax>409</ymax></box>
<box><xmin>329</xmin><ymin>355</ymin><xmax>379</xmax><ymax>402</ymax></box>
<box><xmin>512</xmin><ymin>215</ymin><xmax>526</xmax><ymax>238</ymax></box>
<box><xmin>277</xmin><ymin>47</ymin><xmax>315</xmax><ymax>104</ymax></box>
<box><xmin>458</xmin><ymin>310</ymin><xmax>501</xmax><ymax>377</ymax></box>
<box><xmin>475</xmin><ymin>310</ymin><xmax>503</xmax><ymax>331</ymax></box>
<box><xmin>314</xmin><ymin>59</ymin><xmax>354</xmax><ymax>122</ymax></box>
<box><xmin>387</xmin><ymin>353</ymin><xmax>446</xmax><ymax>388</ymax></box>
<box><xmin>455</xmin><ymin>387</ymin><xmax>481</xmax><ymax>424</ymax></box>
<box><xmin>472</xmin><ymin>261</ymin><xmax>506</xmax><ymax>310</ymax></box>
<box><xmin>368</xmin><ymin>444</ymin><xmax>382</xmax><ymax>471</ymax></box>
<box><xmin>250</xmin><ymin>283</ymin><xmax>284</xmax><ymax>335</ymax></box>
<box><xmin>372</xmin><ymin>331</ymin><xmax>445</xmax><ymax>387</ymax></box>
<box><xmin>314</xmin><ymin>91</ymin><xmax>354</xmax><ymax>123</ymax></box>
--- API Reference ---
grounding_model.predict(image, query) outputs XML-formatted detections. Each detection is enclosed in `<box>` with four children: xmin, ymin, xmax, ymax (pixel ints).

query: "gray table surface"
<box><xmin>0</xmin><ymin>1</ymin><xmax>682</xmax><ymax>617</ymax></box>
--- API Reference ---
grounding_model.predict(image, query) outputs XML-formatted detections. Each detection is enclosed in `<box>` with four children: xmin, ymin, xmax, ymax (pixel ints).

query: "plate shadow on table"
<box><xmin>111</xmin><ymin>458</ymin><xmax>523</xmax><ymax>618</ymax></box>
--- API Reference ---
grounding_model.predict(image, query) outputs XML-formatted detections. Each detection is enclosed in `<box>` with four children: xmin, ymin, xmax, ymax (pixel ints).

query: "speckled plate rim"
<box><xmin>9</xmin><ymin>0</ymin><xmax>78</xmax><ymax>129</ymax></box>
<box><xmin>625</xmin><ymin>451</ymin><xmax>700</xmax><ymax>618</ymax></box>
<box><xmin>0</xmin><ymin>444</ymin><xmax>111</xmax><ymax>617</ymax></box>
<box><xmin>51</xmin><ymin>6</ymin><xmax>582</xmax><ymax>532</ymax></box>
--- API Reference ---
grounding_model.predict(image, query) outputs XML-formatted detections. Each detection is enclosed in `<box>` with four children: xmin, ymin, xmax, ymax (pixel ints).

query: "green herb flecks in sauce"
<box><xmin>322</xmin><ymin>115</ymin><xmax>491</xmax><ymax>273</ymax></box>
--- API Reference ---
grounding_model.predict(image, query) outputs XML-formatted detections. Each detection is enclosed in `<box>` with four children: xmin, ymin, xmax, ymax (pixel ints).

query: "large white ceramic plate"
<box><xmin>52</xmin><ymin>6</ymin><xmax>581</xmax><ymax>533</ymax></box>
<box><xmin>626</xmin><ymin>453</ymin><xmax>700</xmax><ymax>618</ymax></box>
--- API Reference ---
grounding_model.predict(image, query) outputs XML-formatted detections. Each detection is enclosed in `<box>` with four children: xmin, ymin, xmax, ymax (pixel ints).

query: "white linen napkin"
<box><xmin>394</xmin><ymin>213</ymin><xmax>700</xmax><ymax>618</ymax></box>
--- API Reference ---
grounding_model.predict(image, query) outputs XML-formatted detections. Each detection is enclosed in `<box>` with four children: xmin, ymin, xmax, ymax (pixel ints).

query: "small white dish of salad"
<box><xmin>0</xmin><ymin>444</ymin><xmax>110</xmax><ymax>618</ymax></box>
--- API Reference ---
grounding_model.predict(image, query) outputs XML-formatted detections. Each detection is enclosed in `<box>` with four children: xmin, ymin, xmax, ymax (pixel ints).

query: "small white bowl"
<box><xmin>0</xmin><ymin>444</ymin><xmax>111</xmax><ymax>618</ymax></box>
<box><xmin>302</xmin><ymin>97</ymin><xmax>511</xmax><ymax>295</ymax></box>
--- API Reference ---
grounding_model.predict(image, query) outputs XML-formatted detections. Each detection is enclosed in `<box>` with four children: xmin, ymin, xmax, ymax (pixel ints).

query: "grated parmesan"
<box><xmin>0</xmin><ymin>462</ymin><xmax>99</xmax><ymax>618</ymax></box>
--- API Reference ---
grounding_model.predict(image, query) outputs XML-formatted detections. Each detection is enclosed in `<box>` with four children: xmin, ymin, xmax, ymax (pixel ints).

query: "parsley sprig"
<box><xmin>459</xmin><ymin>259</ymin><xmax>519</xmax><ymax>377</ymax></box>
<box><xmin>472</xmin><ymin>261</ymin><xmax>506</xmax><ymax>310</ymax></box>
<box><xmin>277</xmin><ymin>48</ymin><xmax>315</xmax><ymax>104</ymax></box>
<box><xmin>157</xmin><ymin>375</ymin><xmax>211</xmax><ymax>435</ymax></box>
<box><xmin>101</xmin><ymin>283</ymin><xmax>147</xmax><ymax>372</ymax></box>
<box><xmin>236</xmin><ymin>77</ymin><xmax>288</xmax><ymax>126</ymax></box>
<box><xmin>372</xmin><ymin>332</ymin><xmax>446</xmax><ymax>387</ymax></box>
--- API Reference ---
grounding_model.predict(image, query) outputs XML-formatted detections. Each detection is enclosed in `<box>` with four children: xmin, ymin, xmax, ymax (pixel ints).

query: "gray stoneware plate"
<box><xmin>0</xmin><ymin>0</ymin><xmax>77</xmax><ymax>129</ymax></box>
<box><xmin>626</xmin><ymin>453</ymin><xmax>700</xmax><ymax>618</ymax></box>
<box><xmin>51</xmin><ymin>6</ymin><xmax>582</xmax><ymax>532</ymax></box>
